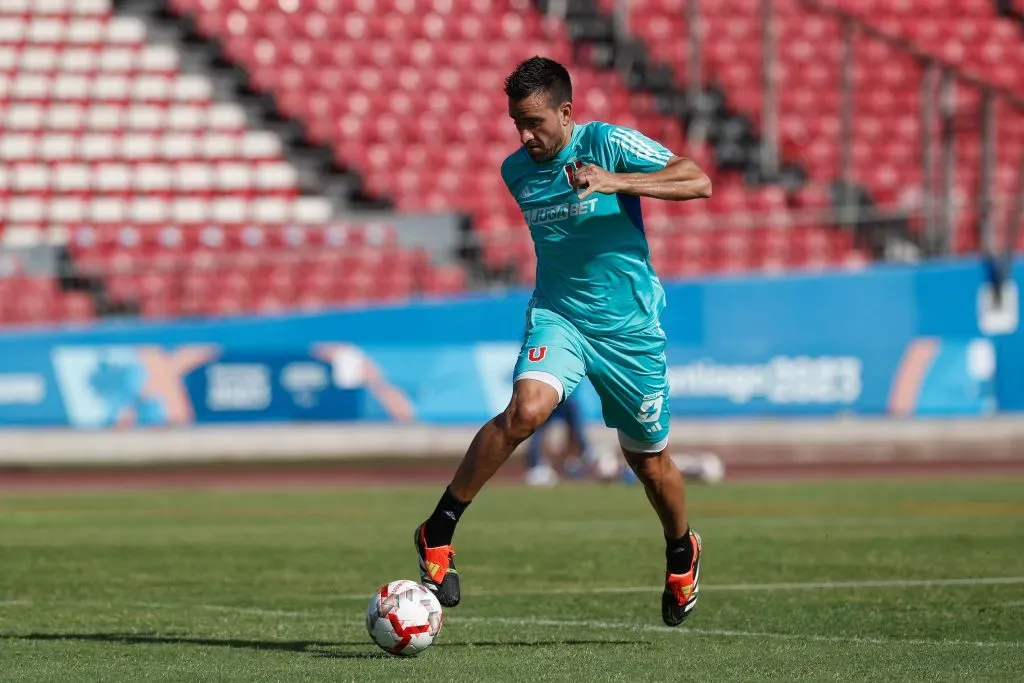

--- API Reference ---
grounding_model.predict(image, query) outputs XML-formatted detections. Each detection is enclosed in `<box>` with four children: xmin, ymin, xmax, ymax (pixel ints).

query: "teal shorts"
<box><xmin>513</xmin><ymin>306</ymin><xmax>670</xmax><ymax>453</ymax></box>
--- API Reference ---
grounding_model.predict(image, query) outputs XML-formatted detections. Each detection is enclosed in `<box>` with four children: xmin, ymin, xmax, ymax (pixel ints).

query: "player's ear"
<box><xmin>559</xmin><ymin>101</ymin><xmax>572</xmax><ymax>126</ymax></box>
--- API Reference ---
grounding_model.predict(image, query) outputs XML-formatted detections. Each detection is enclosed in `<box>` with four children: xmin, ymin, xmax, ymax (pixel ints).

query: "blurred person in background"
<box><xmin>522</xmin><ymin>393</ymin><xmax>593</xmax><ymax>486</ymax></box>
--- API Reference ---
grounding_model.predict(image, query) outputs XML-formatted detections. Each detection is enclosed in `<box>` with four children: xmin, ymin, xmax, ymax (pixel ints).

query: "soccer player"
<box><xmin>414</xmin><ymin>56</ymin><xmax>712</xmax><ymax>626</ymax></box>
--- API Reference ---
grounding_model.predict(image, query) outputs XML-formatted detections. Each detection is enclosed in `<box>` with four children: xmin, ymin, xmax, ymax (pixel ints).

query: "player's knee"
<box><xmin>624</xmin><ymin>449</ymin><xmax>672</xmax><ymax>485</ymax></box>
<box><xmin>504</xmin><ymin>392</ymin><xmax>557</xmax><ymax>441</ymax></box>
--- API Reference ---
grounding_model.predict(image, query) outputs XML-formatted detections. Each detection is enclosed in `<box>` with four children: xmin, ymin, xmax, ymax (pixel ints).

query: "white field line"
<box><xmin>458</xmin><ymin>616</ymin><xmax>1024</xmax><ymax>649</ymax></box>
<box><xmin>998</xmin><ymin>600</ymin><xmax>1024</xmax><ymax>607</ymax></box>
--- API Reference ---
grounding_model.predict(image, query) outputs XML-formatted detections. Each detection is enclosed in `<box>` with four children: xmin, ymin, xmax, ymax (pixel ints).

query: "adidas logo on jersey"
<box><xmin>517</xmin><ymin>185</ymin><xmax>534</xmax><ymax>201</ymax></box>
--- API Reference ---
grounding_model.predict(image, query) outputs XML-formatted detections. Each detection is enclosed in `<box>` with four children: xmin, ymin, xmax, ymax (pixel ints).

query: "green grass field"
<box><xmin>2</xmin><ymin>477</ymin><xmax>1023</xmax><ymax>682</ymax></box>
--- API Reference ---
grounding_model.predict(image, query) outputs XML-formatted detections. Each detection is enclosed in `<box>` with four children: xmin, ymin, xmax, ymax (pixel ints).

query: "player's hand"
<box><xmin>575</xmin><ymin>164</ymin><xmax>620</xmax><ymax>199</ymax></box>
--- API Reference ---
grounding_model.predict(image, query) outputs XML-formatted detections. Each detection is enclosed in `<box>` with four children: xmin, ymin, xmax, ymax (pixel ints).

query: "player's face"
<box><xmin>509</xmin><ymin>92</ymin><xmax>572</xmax><ymax>162</ymax></box>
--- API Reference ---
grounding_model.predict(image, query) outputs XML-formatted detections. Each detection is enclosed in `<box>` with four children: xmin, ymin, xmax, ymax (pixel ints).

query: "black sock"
<box><xmin>423</xmin><ymin>487</ymin><xmax>470</xmax><ymax>547</ymax></box>
<box><xmin>665</xmin><ymin>527</ymin><xmax>694</xmax><ymax>575</ymax></box>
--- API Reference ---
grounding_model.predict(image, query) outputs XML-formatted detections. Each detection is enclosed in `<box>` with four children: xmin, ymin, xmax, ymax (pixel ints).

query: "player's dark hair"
<box><xmin>504</xmin><ymin>56</ymin><xmax>573</xmax><ymax>107</ymax></box>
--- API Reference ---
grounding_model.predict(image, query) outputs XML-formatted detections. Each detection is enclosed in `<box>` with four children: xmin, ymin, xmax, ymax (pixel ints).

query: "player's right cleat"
<box><xmin>414</xmin><ymin>524</ymin><xmax>461</xmax><ymax>607</ymax></box>
<box><xmin>662</xmin><ymin>530</ymin><xmax>702</xmax><ymax>627</ymax></box>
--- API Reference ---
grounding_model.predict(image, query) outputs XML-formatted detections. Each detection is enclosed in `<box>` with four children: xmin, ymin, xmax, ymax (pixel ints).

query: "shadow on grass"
<box><xmin>1</xmin><ymin>632</ymin><xmax>647</xmax><ymax>660</ymax></box>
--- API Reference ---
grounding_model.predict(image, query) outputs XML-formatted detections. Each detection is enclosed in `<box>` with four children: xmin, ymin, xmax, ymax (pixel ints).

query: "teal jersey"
<box><xmin>501</xmin><ymin>121</ymin><xmax>674</xmax><ymax>336</ymax></box>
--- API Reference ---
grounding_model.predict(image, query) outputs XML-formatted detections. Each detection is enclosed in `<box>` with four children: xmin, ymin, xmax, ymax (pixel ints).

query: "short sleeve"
<box><xmin>602</xmin><ymin>124</ymin><xmax>674</xmax><ymax>173</ymax></box>
<box><xmin>500</xmin><ymin>155</ymin><xmax>517</xmax><ymax>199</ymax></box>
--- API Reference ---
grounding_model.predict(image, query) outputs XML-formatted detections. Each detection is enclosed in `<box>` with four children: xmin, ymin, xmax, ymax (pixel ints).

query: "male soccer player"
<box><xmin>414</xmin><ymin>56</ymin><xmax>712</xmax><ymax>626</ymax></box>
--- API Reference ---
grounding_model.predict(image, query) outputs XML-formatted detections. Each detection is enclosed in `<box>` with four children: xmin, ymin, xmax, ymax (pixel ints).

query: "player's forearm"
<box><xmin>613</xmin><ymin>159</ymin><xmax>712</xmax><ymax>201</ymax></box>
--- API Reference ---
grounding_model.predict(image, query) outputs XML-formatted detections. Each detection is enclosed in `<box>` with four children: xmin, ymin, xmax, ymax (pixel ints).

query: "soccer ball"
<box><xmin>366</xmin><ymin>580</ymin><xmax>443</xmax><ymax>656</ymax></box>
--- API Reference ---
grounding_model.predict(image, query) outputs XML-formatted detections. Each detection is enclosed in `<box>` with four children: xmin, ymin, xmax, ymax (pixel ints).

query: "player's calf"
<box><xmin>622</xmin><ymin>447</ymin><xmax>689</xmax><ymax>539</ymax></box>
<box><xmin>416</xmin><ymin>379</ymin><xmax>560</xmax><ymax>607</ymax></box>
<box><xmin>621</xmin><ymin>446</ymin><xmax>700</xmax><ymax>625</ymax></box>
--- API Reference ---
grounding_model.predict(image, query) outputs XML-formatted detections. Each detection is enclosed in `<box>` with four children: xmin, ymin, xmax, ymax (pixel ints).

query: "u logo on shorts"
<box><xmin>527</xmin><ymin>346</ymin><xmax>547</xmax><ymax>362</ymax></box>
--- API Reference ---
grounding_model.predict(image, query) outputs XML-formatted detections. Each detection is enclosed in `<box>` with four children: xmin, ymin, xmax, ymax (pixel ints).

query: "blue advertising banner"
<box><xmin>0</xmin><ymin>348</ymin><xmax>67</xmax><ymax>425</ymax></box>
<box><xmin>0</xmin><ymin>257</ymin><xmax>1017</xmax><ymax>428</ymax></box>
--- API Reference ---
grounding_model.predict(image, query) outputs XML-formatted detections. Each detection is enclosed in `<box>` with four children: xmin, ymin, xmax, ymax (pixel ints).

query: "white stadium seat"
<box><xmin>47</xmin><ymin>104</ymin><xmax>85</xmax><ymax>130</ymax></box>
<box><xmin>20</xmin><ymin>47</ymin><xmax>60</xmax><ymax>71</ymax></box>
<box><xmin>252</xmin><ymin>197</ymin><xmax>289</xmax><ymax>223</ymax></box>
<box><xmin>67</xmin><ymin>20</ymin><xmax>105</xmax><ymax>45</ymax></box>
<box><xmin>212</xmin><ymin>198</ymin><xmax>248</xmax><ymax>223</ymax></box>
<box><xmin>49</xmin><ymin>197</ymin><xmax>86</xmax><ymax>222</ymax></box>
<box><xmin>99</xmin><ymin>48</ymin><xmax>137</xmax><ymax>72</ymax></box>
<box><xmin>0</xmin><ymin>135</ymin><xmax>35</xmax><ymax>160</ymax></box>
<box><xmin>87</xmin><ymin>104</ymin><xmax>124</xmax><ymax>130</ymax></box>
<box><xmin>80</xmin><ymin>133</ymin><xmax>116</xmax><ymax>159</ymax></box>
<box><xmin>207</xmin><ymin>104</ymin><xmax>246</xmax><ymax>129</ymax></box>
<box><xmin>257</xmin><ymin>163</ymin><xmax>297</xmax><ymax>189</ymax></box>
<box><xmin>90</xmin><ymin>198</ymin><xmax>128</xmax><ymax>222</ymax></box>
<box><xmin>74</xmin><ymin>0</ymin><xmax>112</xmax><ymax>15</ymax></box>
<box><xmin>167</xmin><ymin>106</ymin><xmax>203</xmax><ymax>130</ymax></box>
<box><xmin>7</xmin><ymin>198</ymin><xmax>47</xmax><ymax>222</ymax></box>
<box><xmin>13</xmin><ymin>164</ymin><xmax>51</xmax><ymax>192</ymax></box>
<box><xmin>293</xmin><ymin>197</ymin><xmax>332</xmax><ymax>224</ymax></box>
<box><xmin>119</xmin><ymin>133</ymin><xmax>157</xmax><ymax>160</ymax></box>
<box><xmin>172</xmin><ymin>75</ymin><xmax>212</xmax><ymax>101</ymax></box>
<box><xmin>132</xmin><ymin>75</ymin><xmax>170</xmax><ymax>100</ymax></box>
<box><xmin>96</xmin><ymin>162</ymin><xmax>132</xmax><ymax>191</ymax></box>
<box><xmin>139</xmin><ymin>45</ymin><xmax>178</xmax><ymax>71</ymax></box>
<box><xmin>91</xmin><ymin>75</ymin><xmax>130</xmax><ymax>100</ymax></box>
<box><xmin>127</xmin><ymin>105</ymin><xmax>164</xmax><ymax>130</ymax></box>
<box><xmin>161</xmin><ymin>133</ymin><xmax>198</xmax><ymax>159</ymax></box>
<box><xmin>59</xmin><ymin>48</ymin><xmax>98</xmax><ymax>72</ymax></box>
<box><xmin>13</xmin><ymin>74</ymin><xmax>51</xmax><ymax>99</ymax></box>
<box><xmin>172</xmin><ymin>198</ymin><xmax>209</xmax><ymax>222</ymax></box>
<box><xmin>106</xmin><ymin>18</ymin><xmax>146</xmax><ymax>45</ymax></box>
<box><xmin>129</xmin><ymin>197</ymin><xmax>170</xmax><ymax>223</ymax></box>
<box><xmin>28</xmin><ymin>20</ymin><xmax>69</xmax><ymax>45</ymax></box>
<box><xmin>241</xmin><ymin>131</ymin><xmax>281</xmax><ymax>158</ymax></box>
<box><xmin>175</xmin><ymin>163</ymin><xmax>214</xmax><ymax>191</ymax></box>
<box><xmin>136</xmin><ymin>164</ymin><xmax>172</xmax><ymax>192</ymax></box>
<box><xmin>201</xmin><ymin>134</ymin><xmax>239</xmax><ymax>159</ymax></box>
<box><xmin>53</xmin><ymin>74</ymin><xmax>90</xmax><ymax>98</ymax></box>
<box><xmin>53</xmin><ymin>164</ymin><xmax>90</xmax><ymax>192</ymax></box>
<box><xmin>39</xmin><ymin>134</ymin><xmax>76</xmax><ymax>159</ymax></box>
<box><xmin>216</xmin><ymin>163</ymin><xmax>251</xmax><ymax>190</ymax></box>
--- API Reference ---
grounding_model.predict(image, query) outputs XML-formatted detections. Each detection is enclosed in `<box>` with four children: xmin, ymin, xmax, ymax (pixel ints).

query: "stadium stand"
<box><xmin>0</xmin><ymin>0</ymin><xmax>465</xmax><ymax>323</ymax></box>
<box><xmin>167</xmin><ymin>0</ymin><xmax>874</xmax><ymax>283</ymax></box>
<box><xmin>599</xmin><ymin>0</ymin><xmax>1024</xmax><ymax>254</ymax></box>
<box><xmin>2</xmin><ymin>0</ymin><xmax>1020</xmax><ymax>325</ymax></box>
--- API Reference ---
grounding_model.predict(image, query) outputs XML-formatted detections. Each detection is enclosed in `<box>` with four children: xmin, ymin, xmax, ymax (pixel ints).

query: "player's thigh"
<box><xmin>513</xmin><ymin>317</ymin><xmax>587</xmax><ymax>406</ymax></box>
<box><xmin>585</xmin><ymin>328</ymin><xmax>670</xmax><ymax>453</ymax></box>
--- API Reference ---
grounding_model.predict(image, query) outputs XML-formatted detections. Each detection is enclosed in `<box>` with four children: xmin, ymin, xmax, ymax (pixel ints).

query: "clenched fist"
<box><xmin>573</xmin><ymin>164</ymin><xmax>621</xmax><ymax>199</ymax></box>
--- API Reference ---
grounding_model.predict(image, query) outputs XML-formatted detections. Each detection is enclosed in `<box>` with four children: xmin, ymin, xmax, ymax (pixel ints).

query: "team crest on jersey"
<box><xmin>527</xmin><ymin>346</ymin><xmax>547</xmax><ymax>362</ymax></box>
<box><xmin>564</xmin><ymin>159</ymin><xmax>584</xmax><ymax>188</ymax></box>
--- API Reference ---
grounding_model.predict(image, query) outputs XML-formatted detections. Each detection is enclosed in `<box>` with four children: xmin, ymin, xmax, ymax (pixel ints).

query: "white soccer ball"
<box><xmin>366</xmin><ymin>580</ymin><xmax>443</xmax><ymax>656</ymax></box>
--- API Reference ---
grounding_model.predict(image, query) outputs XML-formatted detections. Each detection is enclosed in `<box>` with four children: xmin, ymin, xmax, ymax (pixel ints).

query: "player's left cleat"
<box><xmin>414</xmin><ymin>523</ymin><xmax>461</xmax><ymax>607</ymax></box>
<box><xmin>662</xmin><ymin>529</ymin><xmax>701</xmax><ymax>627</ymax></box>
